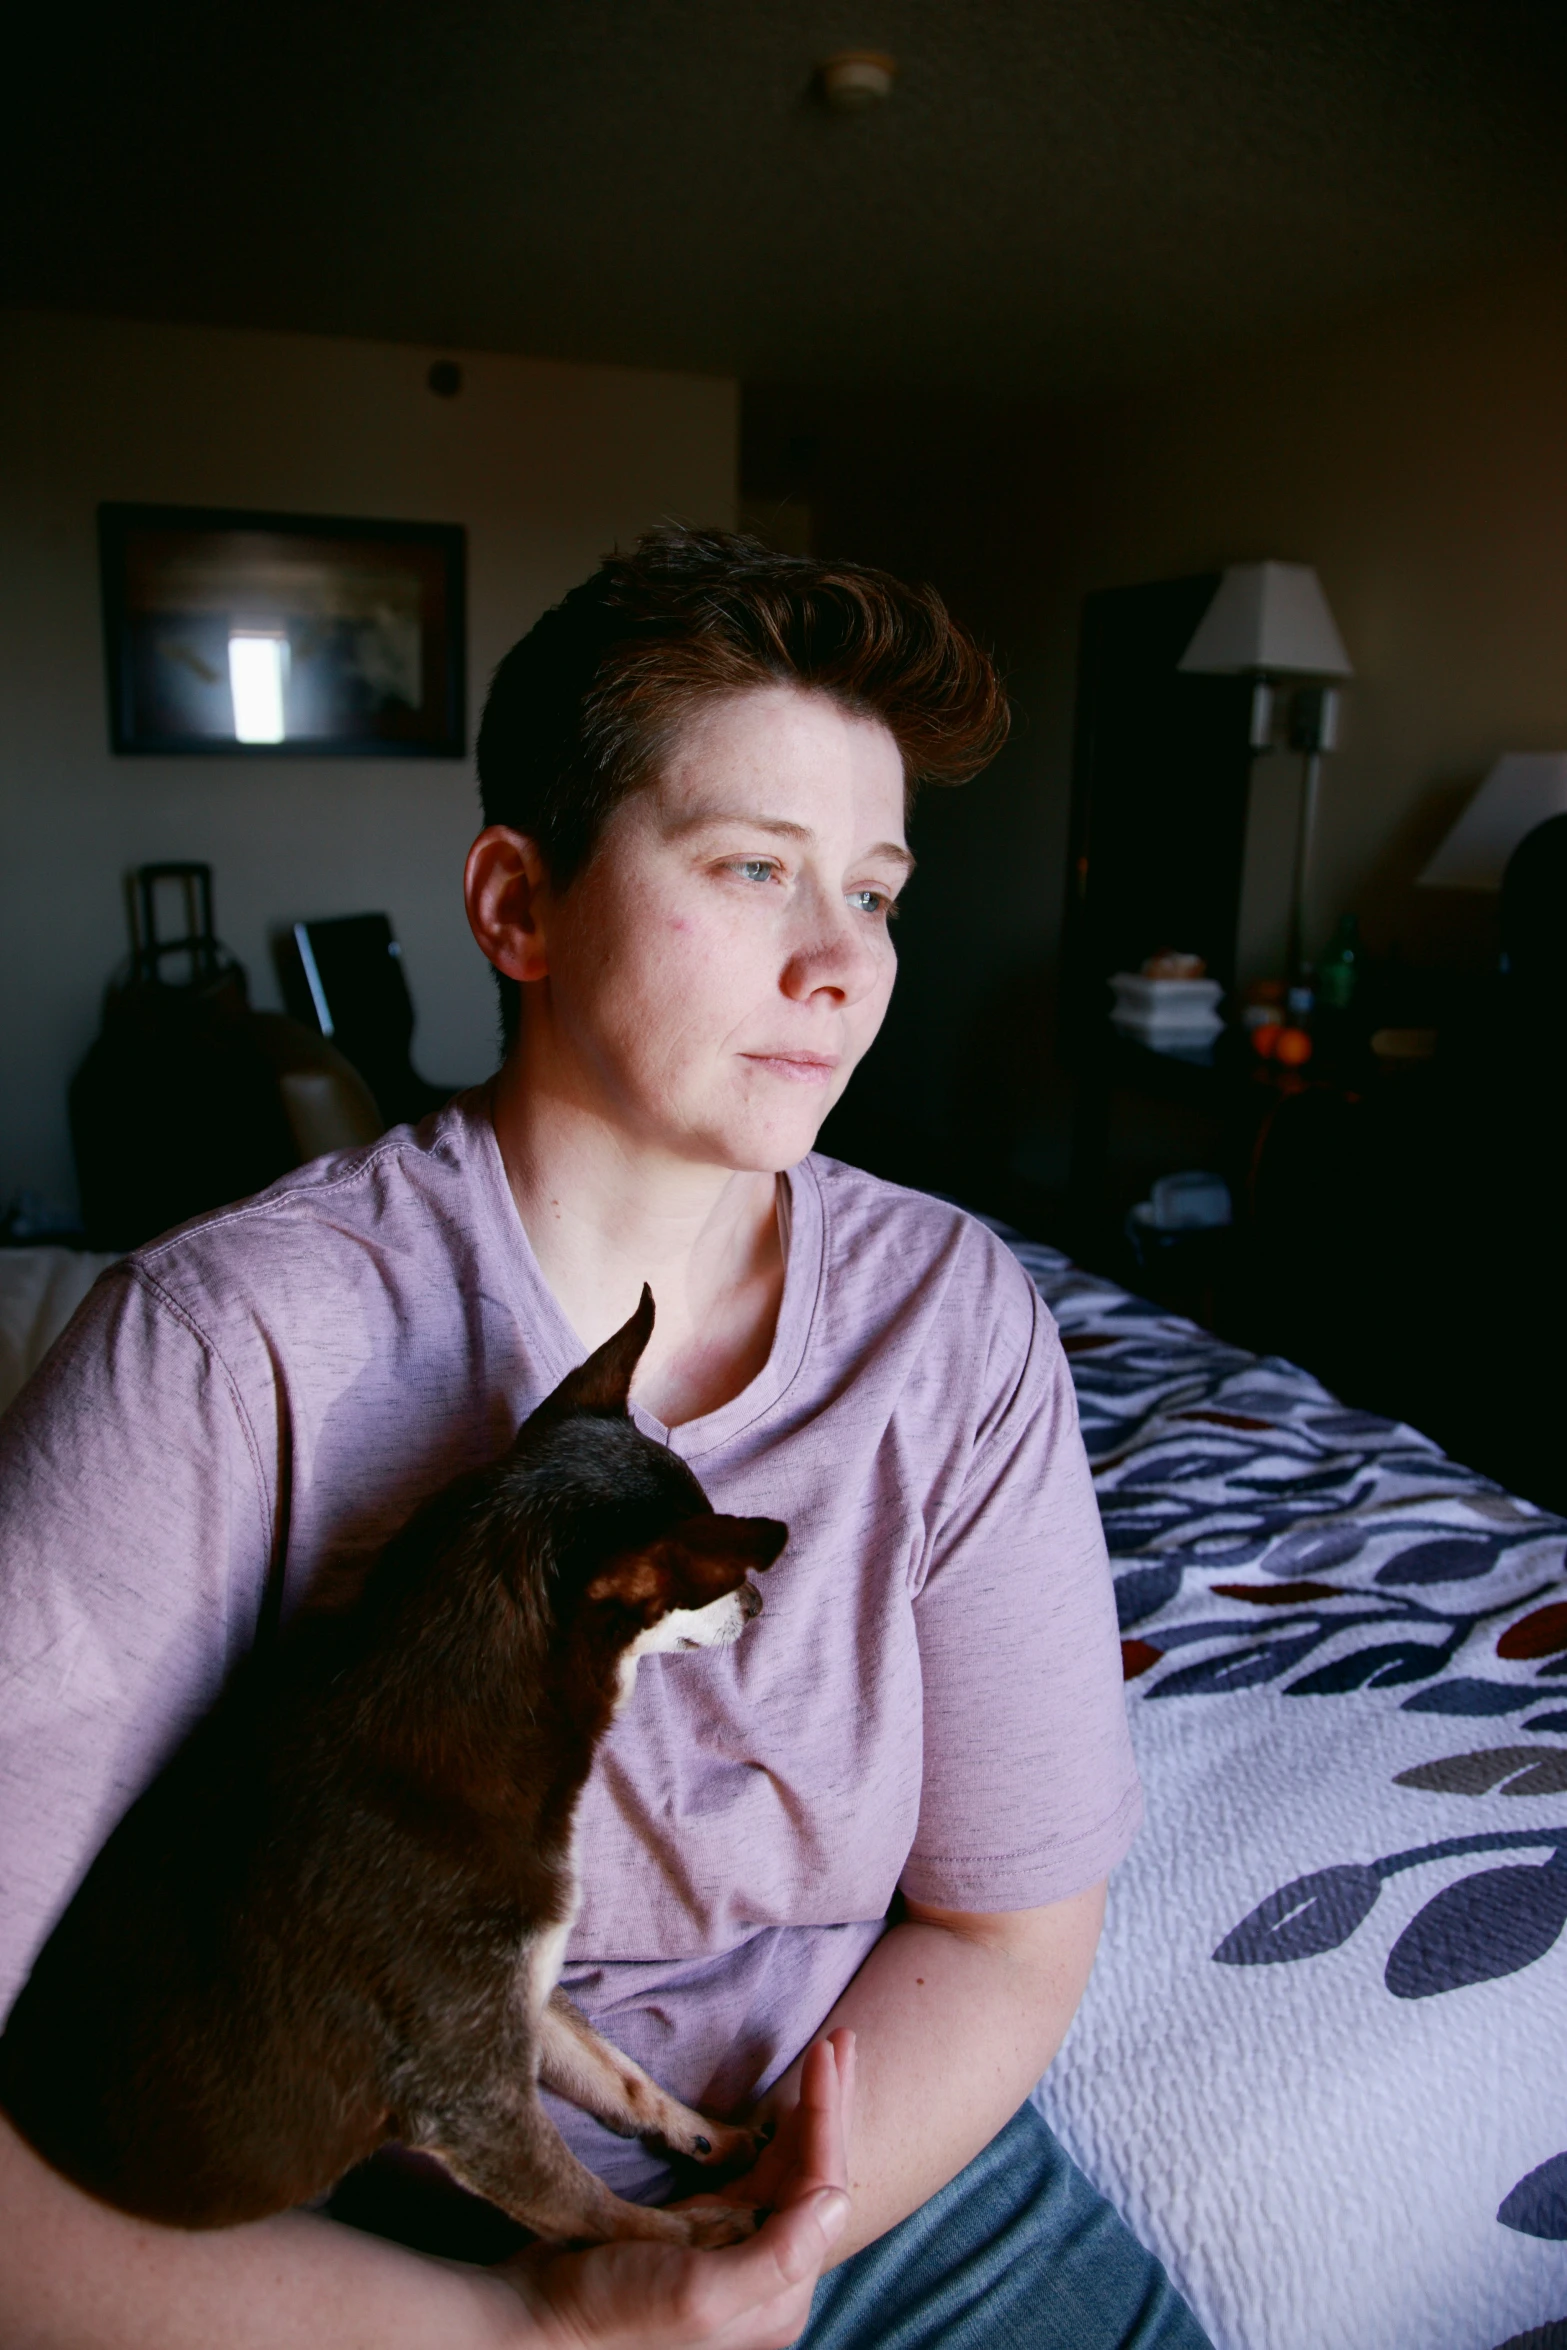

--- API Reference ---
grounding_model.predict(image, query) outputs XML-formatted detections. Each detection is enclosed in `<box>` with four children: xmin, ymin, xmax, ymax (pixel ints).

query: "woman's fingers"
<box><xmin>790</xmin><ymin>2031</ymin><xmax>854</xmax><ymax>2199</ymax></box>
<box><xmin>698</xmin><ymin>2028</ymin><xmax>855</xmax><ymax>2215</ymax></box>
<box><xmin>508</xmin><ymin>2034</ymin><xmax>857</xmax><ymax>2348</ymax></box>
<box><xmin>654</xmin><ymin>2175</ymin><xmax>850</xmax><ymax>2346</ymax></box>
<box><xmin>750</xmin><ymin>2183</ymin><xmax>851</xmax><ymax>2293</ymax></box>
<box><xmin>501</xmin><ymin>2180</ymin><xmax>850</xmax><ymax>2350</ymax></box>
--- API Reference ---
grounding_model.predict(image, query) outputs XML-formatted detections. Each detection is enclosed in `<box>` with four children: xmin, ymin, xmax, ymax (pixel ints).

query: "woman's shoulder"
<box><xmin>799</xmin><ymin>1153</ymin><xmax>1050</xmax><ymax>1372</ymax></box>
<box><xmin>126</xmin><ymin>1091</ymin><xmax>506</xmax><ymax>1341</ymax></box>
<box><xmin>803</xmin><ymin>1152</ymin><xmax>1032</xmax><ymax>1272</ymax></box>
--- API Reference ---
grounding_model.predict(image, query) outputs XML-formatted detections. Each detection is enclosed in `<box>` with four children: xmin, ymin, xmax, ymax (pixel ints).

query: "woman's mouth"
<box><xmin>743</xmin><ymin>1052</ymin><xmax>839</xmax><ymax>1084</ymax></box>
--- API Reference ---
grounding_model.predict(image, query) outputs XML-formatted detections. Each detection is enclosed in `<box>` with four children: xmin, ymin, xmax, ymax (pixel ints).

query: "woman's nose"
<box><xmin>780</xmin><ymin>895</ymin><xmax>886</xmax><ymax>1003</ymax></box>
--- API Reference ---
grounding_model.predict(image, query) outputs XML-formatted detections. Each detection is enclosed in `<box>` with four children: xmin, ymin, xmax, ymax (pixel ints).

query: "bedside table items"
<box><xmin>1126</xmin><ymin>1170</ymin><xmax>1233</xmax><ymax>1280</ymax></box>
<box><xmin>1141</xmin><ymin>948</ymin><xmax>1207</xmax><ymax>980</ymax></box>
<box><xmin>1243</xmin><ymin>979</ymin><xmax>1285</xmax><ymax>1056</ymax></box>
<box><xmin>1133</xmin><ymin>1169</ymin><xmax>1233</xmax><ymax>1231</ymax></box>
<box><xmin>1317</xmin><ymin>913</ymin><xmax>1361</xmax><ymax>1010</ymax></box>
<box><xmin>1243</xmin><ymin>977</ymin><xmax>1313</xmax><ymax>1065</ymax></box>
<box><xmin>1109</xmin><ymin>975</ymin><xmax>1224</xmax><ymax>1052</ymax></box>
<box><xmin>1370</xmin><ymin>1027</ymin><xmax>1438</xmax><ymax>1066</ymax></box>
<box><xmin>1109</xmin><ymin>953</ymin><xmax>1224</xmax><ymax>1054</ymax></box>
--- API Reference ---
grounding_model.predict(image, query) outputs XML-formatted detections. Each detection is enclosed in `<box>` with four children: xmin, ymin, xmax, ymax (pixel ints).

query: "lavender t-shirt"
<box><xmin>0</xmin><ymin>1093</ymin><xmax>1139</xmax><ymax>2199</ymax></box>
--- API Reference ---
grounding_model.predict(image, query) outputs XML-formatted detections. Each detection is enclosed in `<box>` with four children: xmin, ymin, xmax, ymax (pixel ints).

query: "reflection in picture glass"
<box><xmin>99</xmin><ymin>507</ymin><xmax>465</xmax><ymax>757</ymax></box>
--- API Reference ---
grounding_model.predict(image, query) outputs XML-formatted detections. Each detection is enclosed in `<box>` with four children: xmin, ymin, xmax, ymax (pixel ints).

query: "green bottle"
<box><xmin>1318</xmin><ymin>913</ymin><xmax>1360</xmax><ymax>1012</ymax></box>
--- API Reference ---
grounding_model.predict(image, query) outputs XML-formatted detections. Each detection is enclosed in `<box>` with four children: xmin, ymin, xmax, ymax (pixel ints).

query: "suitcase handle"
<box><xmin>134</xmin><ymin>863</ymin><xmax>220</xmax><ymax>986</ymax></box>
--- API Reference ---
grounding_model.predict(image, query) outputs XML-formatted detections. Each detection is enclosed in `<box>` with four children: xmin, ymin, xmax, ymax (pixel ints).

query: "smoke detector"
<box><xmin>818</xmin><ymin>51</ymin><xmax>897</xmax><ymax>112</ymax></box>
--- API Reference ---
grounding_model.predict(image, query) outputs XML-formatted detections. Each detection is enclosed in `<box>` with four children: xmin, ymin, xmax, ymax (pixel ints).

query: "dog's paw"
<box><xmin>667</xmin><ymin>2198</ymin><xmax>761</xmax><ymax>2249</ymax></box>
<box><xmin>661</xmin><ymin>2115</ymin><xmax>764</xmax><ymax>2173</ymax></box>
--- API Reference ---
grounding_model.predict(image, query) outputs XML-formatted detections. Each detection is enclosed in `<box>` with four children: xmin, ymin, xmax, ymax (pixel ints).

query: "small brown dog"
<box><xmin>0</xmin><ymin>1288</ymin><xmax>786</xmax><ymax>2248</ymax></box>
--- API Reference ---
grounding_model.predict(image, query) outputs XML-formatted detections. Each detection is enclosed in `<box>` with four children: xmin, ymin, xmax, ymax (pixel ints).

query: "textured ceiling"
<box><xmin>6</xmin><ymin>0</ymin><xmax>1566</xmax><ymax>395</ymax></box>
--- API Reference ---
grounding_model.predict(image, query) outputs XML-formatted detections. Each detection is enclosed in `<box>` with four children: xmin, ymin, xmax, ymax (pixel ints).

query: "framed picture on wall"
<box><xmin>98</xmin><ymin>504</ymin><xmax>466</xmax><ymax>757</ymax></box>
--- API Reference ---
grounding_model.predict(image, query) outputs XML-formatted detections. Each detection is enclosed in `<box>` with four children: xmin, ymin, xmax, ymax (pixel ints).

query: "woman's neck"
<box><xmin>490</xmin><ymin>1053</ymin><xmax>787</xmax><ymax>1428</ymax></box>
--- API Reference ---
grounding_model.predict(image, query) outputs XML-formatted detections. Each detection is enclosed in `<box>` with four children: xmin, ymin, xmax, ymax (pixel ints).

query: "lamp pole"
<box><xmin>1286</xmin><ymin>685</ymin><xmax>1339</xmax><ymax>984</ymax></box>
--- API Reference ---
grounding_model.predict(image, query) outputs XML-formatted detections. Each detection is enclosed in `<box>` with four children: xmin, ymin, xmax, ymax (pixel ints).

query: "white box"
<box><xmin>1108</xmin><ymin>973</ymin><xmax>1224</xmax><ymax>1021</ymax></box>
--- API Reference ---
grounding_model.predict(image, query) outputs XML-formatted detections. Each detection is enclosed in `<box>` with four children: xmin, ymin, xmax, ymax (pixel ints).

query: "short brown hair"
<box><xmin>476</xmin><ymin>526</ymin><xmax>1008</xmax><ymax>1042</ymax></box>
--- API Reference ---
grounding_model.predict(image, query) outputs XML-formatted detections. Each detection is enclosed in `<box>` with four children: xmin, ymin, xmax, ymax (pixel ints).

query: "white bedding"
<box><xmin>0</xmin><ymin>1247</ymin><xmax>118</xmax><ymax>1419</ymax></box>
<box><xmin>1006</xmin><ymin>1237</ymin><xmax>1567</xmax><ymax>2350</ymax></box>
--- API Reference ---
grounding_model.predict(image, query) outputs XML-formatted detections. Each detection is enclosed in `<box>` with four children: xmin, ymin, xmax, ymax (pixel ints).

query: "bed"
<box><xmin>3</xmin><ymin>1234</ymin><xmax>1563</xmax><ymax>2348</ymax></box>
<box><xmin>1004</xmin><ymin>1231</ymin><xmax>1567</xmax><ymax>2350</ymax></box>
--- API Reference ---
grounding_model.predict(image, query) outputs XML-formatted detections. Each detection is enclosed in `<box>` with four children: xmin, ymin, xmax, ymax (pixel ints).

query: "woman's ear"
<box><xmin>464</xmin><ymin>826</ymin><xmax>552</xmax><ymax>985</ymax></box>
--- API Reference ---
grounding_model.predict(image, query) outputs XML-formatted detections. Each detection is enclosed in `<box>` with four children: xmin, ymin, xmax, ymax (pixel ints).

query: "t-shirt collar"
<box><xmin>455</xmin><ymin>1087</ymin><xmax>825</xmax><ymax>1460</ymax></box>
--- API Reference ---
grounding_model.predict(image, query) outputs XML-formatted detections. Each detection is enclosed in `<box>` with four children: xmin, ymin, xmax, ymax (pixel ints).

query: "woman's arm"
<box><xmin>751</xmin><ymin>1885</ymin><xmax>1105</xmax><ymax>2266</ymax></box>
<box><xmin>0</xmin><ymin>2036</ymin><xmax>854</xmax><ymax>2350</ymax></box>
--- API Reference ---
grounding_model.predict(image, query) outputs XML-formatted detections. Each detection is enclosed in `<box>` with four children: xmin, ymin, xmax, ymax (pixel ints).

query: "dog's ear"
<box><xmin>655</xmin><ymin>1513</ymin><xmax>788</xmax><ymax>1583</ymax></box>
<box><xmin>546</xmin><ymin>1286</ymin><xmax>655</xmax><ymax>1417</ymax></box>
<box><xmin>584</xmin><ymin>1551</ymin><xmax>670</xmax><ymax>1621</ymax></box>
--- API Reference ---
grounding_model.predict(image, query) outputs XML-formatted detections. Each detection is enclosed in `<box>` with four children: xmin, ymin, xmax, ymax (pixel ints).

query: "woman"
<box><xmin>0</xmin><ymin>529</ymin><xmax>1209</xmax><ymax>2348</ymax></box>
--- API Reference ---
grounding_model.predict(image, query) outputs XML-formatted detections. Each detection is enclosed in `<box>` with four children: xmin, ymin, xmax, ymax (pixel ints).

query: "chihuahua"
<box><xmin>0</xmin><ymin>1287</ymin><xmax>785</xmax><ymax>2249</ymax></box>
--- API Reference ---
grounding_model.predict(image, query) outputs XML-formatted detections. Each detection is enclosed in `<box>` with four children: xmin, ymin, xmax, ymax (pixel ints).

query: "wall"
<box><xmin>747</xmin><ymin>263</ymin><xmax>1567</xmax><ymax>1210</ymax></box>
<box><xmin>1056</xmin><ymin>265</ymin><xmax>1567</xmax><ymax>981</ymax></box>
<box><xmin>742</xmin><ymin>389</ymin><xmax>1088</xmax><ymax>1207</ymax></box>
<box><xmin>0</xmin><ymin>310</ymin><xmax>736</xmax><ymax>1212</ymax></box>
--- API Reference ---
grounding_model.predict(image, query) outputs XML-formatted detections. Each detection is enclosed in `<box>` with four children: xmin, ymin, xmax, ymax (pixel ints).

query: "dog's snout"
<box><xmin>739</xmin><ymin>1579</ymin><xmax>763</xmax><ymax>1621</ymax></box>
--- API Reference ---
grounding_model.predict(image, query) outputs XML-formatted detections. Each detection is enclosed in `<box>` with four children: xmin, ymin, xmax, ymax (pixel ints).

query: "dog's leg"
<box><xmin>538</xmin><ymin>1990</ymin><xmax>761</xmax><ymax>2172</ymax></box>
<box><xmin>425</xmin><ymin>2088</ymin><xmax>757</xmax><ymax>2250</ymax></box>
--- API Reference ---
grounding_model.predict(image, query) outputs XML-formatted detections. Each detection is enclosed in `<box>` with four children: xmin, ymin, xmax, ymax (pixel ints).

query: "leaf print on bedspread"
<box><xmin>1286</xmin><ymin>1639</ymin><xmax>1458</xmax><ymax>1694</ymax></box>
<box><xmin>1144</xmin><ymin>1629</ymin><xmax>1328</xmax><ymax>1697</ymax></box>
<box><xmin>1384</xmin><ymin>1858</ymin><xmax>1567</xmax><ymax>1996</ymax></box>
<box><xmin>1375</xmin><ymin>1536</ymin><xmax>1501</xmax><ymax>1585</ymax></box>
<box><xmin>1499</xmin><ymin>2152</ymin><xmax>1567</xmax><ymax>2239</ymax></box>
<box><xmin>1395</xmin><ymin>1747</ymin><xmax>1567</xmax><ymax>1797</ymax></box>
<box><xmin>1216</xmin><ymin>1830</ymin><xmax>1567</xmax><ymax>1993</ymax></box>
<box><xmin>1211</xmin><ymin>1864</ymin><xmax>1382</xmax><ymax>1963</ymax></box>
<box><xmin>997</xmin><ymin>1224</ymin><xmax>1567</xmax><ymax>1723</ymax></box>
<box><xmin>1499</xmin><ymin>1604</ymin><xmax>1567</xmax><ymax>1659</ymax></box>
<box><xmin>1129</xmin><ymin>1587</ymin><xmax>1538</xmax><ymax>1704</ymax></box>
<box><xmin>1113</xmin><ymin>1564</ymin><xmax>1182</xmax><ymax>1629</ymax></box>
<box><xmin>1402</xmin><ymin>1678</ymin><xmax>1547</xmax><ymax>1717</ymax></box>
<box><xmin>1260</xmin><ymin>1525</ymin><xmax>1369</xmax><ymax>1579</ymax></box>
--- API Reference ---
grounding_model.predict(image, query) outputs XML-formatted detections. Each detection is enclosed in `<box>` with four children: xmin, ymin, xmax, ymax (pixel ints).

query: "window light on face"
<box><xmin>228</xmin><ymin>632</ymin><xmax>289</xmax><ymax>743</ymax></box>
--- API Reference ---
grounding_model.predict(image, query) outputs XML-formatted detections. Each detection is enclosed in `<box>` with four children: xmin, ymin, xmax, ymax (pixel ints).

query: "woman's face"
<box><xmin>530</xmin><ymin>684</ymin><xmax>911</xmax><ymax>1173</ymax></box>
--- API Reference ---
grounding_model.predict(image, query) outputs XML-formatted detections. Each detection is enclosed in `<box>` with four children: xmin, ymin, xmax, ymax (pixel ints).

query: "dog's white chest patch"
<box><xmin>522</xmin><ymin>1831</ymin><xmax>580</xmax><ymax>2019</ymax></box>
<box><xmin>613</xmin><ymin>1647</ymin><xmax>642</xmax><ymax>1714</ymax></box>
<box><xmin>528</xmin><ymin>1917</ymin><xmax>572</xmax><ymax>2016</ymax></box>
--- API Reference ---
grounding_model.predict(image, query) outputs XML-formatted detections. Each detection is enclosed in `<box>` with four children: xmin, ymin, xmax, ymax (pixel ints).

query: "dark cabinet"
<box><xmin>1060</xmin><ymin>573</ymin><xmax>1259</xmax><ymax>1062</ymax></box>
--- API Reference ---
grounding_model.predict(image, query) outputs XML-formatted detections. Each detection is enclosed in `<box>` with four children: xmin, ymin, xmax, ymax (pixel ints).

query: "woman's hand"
<box><xmin>746</xmin><ymin>1888</ymin><xmax>1106</xmax><ymax>2269</ymax></box>
<box><xmin>496</xmin><ymin>2031</ymin><xmax>855</xmax><ymax>2350</ymax></box>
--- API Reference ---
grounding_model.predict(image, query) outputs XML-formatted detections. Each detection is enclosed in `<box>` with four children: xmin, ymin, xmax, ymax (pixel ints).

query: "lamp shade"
<box><xmin>1417</xmin><ymin>753</ymin><xmax>1567</xmax><ymax>890</ymax></box>
<box><xmin>1178</xmin><ymin>562</ymin><xmax>1353</xmax><ymax>678</ymax></box>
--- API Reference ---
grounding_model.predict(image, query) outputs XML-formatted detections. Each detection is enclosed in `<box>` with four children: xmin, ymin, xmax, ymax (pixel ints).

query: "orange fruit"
<box><xmin>1274</xmin><ymin>1026</ymin><xmax>1314</xmax><ymax>1068</ymax></box>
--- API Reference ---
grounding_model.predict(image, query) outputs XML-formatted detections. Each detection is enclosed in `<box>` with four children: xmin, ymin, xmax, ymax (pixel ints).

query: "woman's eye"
<box><xmin>847</xmin><ymin>889</ymin><xmax>897</xmax><ymax>918</ymax></box>
<box><xmin>728</xmin><ymin>858</ymin><xmax>779</xmax><ymax>884</ymax></box>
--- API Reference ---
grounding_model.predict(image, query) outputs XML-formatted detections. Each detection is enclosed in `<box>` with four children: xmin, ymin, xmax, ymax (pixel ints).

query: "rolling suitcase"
<box><xmin>69</xmin><ymin>865</ymin><xmax>298</xmax><ymax>1250</ymax></box>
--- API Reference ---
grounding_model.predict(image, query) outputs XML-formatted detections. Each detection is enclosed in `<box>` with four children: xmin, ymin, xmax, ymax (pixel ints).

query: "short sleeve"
<box><xmin>900</xmin><ymin>1267</ymin><xmax>1141</xmax><ymax>1912</ymax></box>
<box><xmin>0</xmin><ymin>1267</ymin><xmax>271</xmax><ymax>2016</ymax></box>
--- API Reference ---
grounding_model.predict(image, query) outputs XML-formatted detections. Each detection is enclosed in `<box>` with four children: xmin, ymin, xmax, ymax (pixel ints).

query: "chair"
<box><xmin>276</xmin><ymin>914</ymin><xmax>455</xmax><ymax>1129</ymax></box>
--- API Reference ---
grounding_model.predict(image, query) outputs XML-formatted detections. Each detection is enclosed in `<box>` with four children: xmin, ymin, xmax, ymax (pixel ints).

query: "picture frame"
<box><xmin>98</xmin><ymin>503</ymin><xmax>466</xmax><ymax>757</ymax></box>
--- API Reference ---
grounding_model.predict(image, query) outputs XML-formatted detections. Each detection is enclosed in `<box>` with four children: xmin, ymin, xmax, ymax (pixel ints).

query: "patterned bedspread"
<box><xmin>1003</xmin><ymin>1237</ymin><xmax>1567</xmax><ymax>2350</ymax></box>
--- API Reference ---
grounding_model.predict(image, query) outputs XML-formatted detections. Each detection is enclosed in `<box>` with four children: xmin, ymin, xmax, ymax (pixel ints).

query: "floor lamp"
<box><xmin>1178</xmin><ymin>562</ymin><xmax>1355</xmax><ymax>983</ymax></box>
